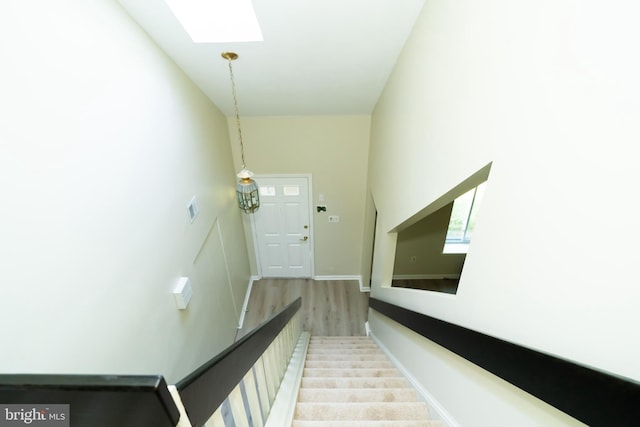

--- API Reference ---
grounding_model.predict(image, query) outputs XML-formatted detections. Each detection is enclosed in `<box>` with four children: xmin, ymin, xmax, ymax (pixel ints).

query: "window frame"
<box><xmin>443</xmin><ymin>182</ymin><xmax>486</xmax><ymax>254</ymax></box>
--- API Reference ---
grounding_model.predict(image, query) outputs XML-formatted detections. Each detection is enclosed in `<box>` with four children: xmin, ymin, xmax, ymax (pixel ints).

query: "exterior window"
<box><xmin>259</xmin><ymin>186</ymin><xmax>276</xmax><ymax>196</ymax></box>
<box><xmin>443</xmin><ymin>182</ymin><xmax>486</xmax><ymax>254</ymax></box>
<box><xmin>283</xmin><ymin>185</ymin><xmax>300</xmax><ymax>196</ymax></box>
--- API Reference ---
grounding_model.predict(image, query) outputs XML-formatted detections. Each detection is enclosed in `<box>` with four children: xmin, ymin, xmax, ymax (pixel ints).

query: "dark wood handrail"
<box><xmin>369</xmin><ymin>297</ymin><xmax>640</xmax><ymax>427</ymax></box>
<box><xmin>0</xmin><ymin>374</ymin><xmax>179</xmax><ymax>427</ymax></box>
<box><xmin>176</xmin><ymin>297</ymin><xmax>302</xmax><ymax>427</ymax></box>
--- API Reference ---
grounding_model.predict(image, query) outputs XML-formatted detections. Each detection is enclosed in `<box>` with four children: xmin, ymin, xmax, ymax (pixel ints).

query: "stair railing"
<box><xmin>175</xmin><ymin>297</ymin><xmax>303</xmax><ymax>427</ymax></box>
<box><xmin>0</xmin><ymin>374</ymin><xmax>180</xmax><ymax>426</ymax></box>
<box><xmin>0</xmin><ymin>299</ymin><xmax>302</xmax><ymax>427</ymax></box>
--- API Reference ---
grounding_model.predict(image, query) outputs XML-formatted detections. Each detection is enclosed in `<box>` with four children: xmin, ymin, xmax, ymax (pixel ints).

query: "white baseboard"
<box><xmin>237</xmin><ymin>275</ymin><xmax>260</xmax><ymax>330</ymax></box>
<box><xmin>369</xmin><ymin>332</ymin><xmax>460</xmax><ymax>427</ymax></box>
<box><xmin>313</xmin><ymin>275</ymin><xmax>370</xmax><ymax>292</ymax></box>
<box><xmin>313</xmin><ymin>274</ymin><xmax>361</xmax><ymax>281</ymax></box>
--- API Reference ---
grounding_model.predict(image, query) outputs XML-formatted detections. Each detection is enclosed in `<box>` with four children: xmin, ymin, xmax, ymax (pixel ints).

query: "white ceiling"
<box><xmin>116</xmin><ymin>0</ymin><xmax>425</xmax><ymax>116</ymax></box>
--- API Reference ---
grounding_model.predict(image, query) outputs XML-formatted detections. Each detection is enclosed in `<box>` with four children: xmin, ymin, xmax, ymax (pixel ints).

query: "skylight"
<box><xmin>164</xmin><ymin>0</ymin><xmax>263</xmax><ymax>43</ymax></box>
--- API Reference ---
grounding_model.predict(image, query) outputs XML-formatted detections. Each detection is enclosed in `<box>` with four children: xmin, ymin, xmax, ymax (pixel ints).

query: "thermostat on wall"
<box><xmin>173</xmin><ymin>277</ymin><xmax>193</xmax><ymax>310</ymax></box>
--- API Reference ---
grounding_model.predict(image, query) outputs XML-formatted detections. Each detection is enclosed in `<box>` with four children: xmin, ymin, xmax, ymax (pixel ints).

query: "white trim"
<box><xmin>313</xmin><ymin>275</ymin><xmax>370</xmax><ymax>292</ymax></box>
<box><xmin>369</xmin><ymin>332</ymin><xmax>460</xmax><ymax>427</ymax></box>
<box><xmin>357</xmin><ymin>275</ymin><xmax>371</xmax><ymax>292</ymax></box>
<box><xmin>216</xmin><ymin>219</ymin><xmax>239</xmax><ymax>321</ymax></box>
<box><xmin>237</xmin><ymin>275</ymin><xmax>260</xmax><ymax>330</ymax></box>
<box><xmin>249</xmin><ymin>213</ymin><xmax>263</xmax><ymax>278</ymax></box>
<box><xmin>313</xmin><ymin>274</ymin><xmax>360</xmax><ymax>281</ymax></box>
<box><xmin>443</xmin><ymin>242</ymin><xmax>469</xmax><ymax>254</ymax></box>
<box><xmin>264</xmin><ymin>332</ymin><xmax>311</xmax><ymax>427</ymax></box>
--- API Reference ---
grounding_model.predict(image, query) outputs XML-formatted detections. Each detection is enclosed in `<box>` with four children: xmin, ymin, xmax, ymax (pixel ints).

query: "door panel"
<box><xmin>253</xmin><ymin>176</ymin><xmax>312</xmax><ymax>278</ymax></box>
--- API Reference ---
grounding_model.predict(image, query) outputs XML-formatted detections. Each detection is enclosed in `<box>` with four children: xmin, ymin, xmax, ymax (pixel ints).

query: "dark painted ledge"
<box><xmin>0</xmin><ymin>374</ymin><xmax>179</xmax><ymax>427</ymax></box>
<box><xmin>369</xmin><ymin>297</ymin><xmax>640</xmax><ymax>427</ymax></box>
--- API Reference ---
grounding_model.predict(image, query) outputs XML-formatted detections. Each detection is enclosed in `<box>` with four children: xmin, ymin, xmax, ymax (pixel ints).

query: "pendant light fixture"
<box><xmin>222</xmin><ymin>51</ymin><xmax>260</xmax><ymax>214</ymax></box>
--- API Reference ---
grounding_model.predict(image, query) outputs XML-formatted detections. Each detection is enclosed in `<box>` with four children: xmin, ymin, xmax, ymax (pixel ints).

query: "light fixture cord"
<box><xmin>227</xmin><ymin>59</ymin><xmax>246</xmax><ymax>170</ymax></box>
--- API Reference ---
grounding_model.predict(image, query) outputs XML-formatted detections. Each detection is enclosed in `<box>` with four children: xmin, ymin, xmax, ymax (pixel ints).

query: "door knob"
<box><xmin>300</xmin><ymin>236</ymin><xmax>308</xmax><ymax>241</ymax></box>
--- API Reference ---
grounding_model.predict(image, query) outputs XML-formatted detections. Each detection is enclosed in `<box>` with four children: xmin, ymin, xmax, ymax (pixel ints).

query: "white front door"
<box><xmin>253</xmin><ymin>176</ymin><xmax>313</xmax><ymax>278</ymax></box>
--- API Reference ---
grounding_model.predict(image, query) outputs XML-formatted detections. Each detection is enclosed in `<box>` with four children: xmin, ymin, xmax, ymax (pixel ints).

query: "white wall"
<box><xmin>228</xmin><ymin>116</ymin><xmax>371</xmax><ymax>277</ymax></box>
<box><xmin>0</xmin><ymin>0</ymin><xmax>251</xmax><ymax>384</ymax></box>
<box><xmin>368</xmin><ymin>0</ymin><xmax>640</xmax><ymax>425</ymax></box>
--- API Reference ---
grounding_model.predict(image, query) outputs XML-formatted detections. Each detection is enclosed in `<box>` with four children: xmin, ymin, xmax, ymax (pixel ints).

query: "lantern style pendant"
<box><xmin>222</xmin><ymin>51</ymin><xmax>260</xmax><ymax>214</ymax></box>
<box><xmin>236</xmin><ymin>168</ymin><xmax>260</xmax><ymax>214</ymax></box>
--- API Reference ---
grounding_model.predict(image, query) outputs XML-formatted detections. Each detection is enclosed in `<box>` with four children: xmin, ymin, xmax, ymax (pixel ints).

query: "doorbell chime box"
<box><xmin>173</xmin><ymin>277</ymin><xmax>193</xmax><ymax>310</ymax></box>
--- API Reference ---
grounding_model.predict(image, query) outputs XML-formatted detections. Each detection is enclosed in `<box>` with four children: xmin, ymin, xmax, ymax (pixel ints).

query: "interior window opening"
<box><xmin>391</xmin><ymin>164</ymin><xmax>491</xmax><ymax>294</ymax></box>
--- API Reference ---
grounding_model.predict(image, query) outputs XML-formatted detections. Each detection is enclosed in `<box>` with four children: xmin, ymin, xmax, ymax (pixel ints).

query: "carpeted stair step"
<box><xmin>303</xmin><ymin>368</ymin><xmax>402</xmax><ymax>378</ymax></box>
<box><xmin>291</xmin><ymin>420</ymin><xmax>447</xmax><ymax>427</ymax></box>
<box><xmin>304</xmin><ymin>360</ymin><xmax>394</xmax><ymax>369</ymax></box>
<box><xmin>306</xmin><ymin>344</ymin><xmax>376</xmax><ymax>350</ymax></box>
<box><xmin>309</xmin><ymin>338</ymin><xmax>379</xmax><ymax>344</ymax></box>
<box><xmin>293</xmin><ymin>336</ymin><xmax>439</xmax><ymax>425</ymax></box>
<box><xmin>292</xmin><ymin>421</ymin><xmax>446</xmax><ymax>427</ymax></box>
<box><xmin>300</xmin><ymin>377</ymin><xmax>410</xmax><ymax>389</ymax></box>
<box><xmin>308</xmin><ymin>342</ymin><xmax>380</xmax><ymax>349</ymax></box>
<box><xmin>294</xmin><ymin>402</ymin><xmax>430</xmax><ymax>421</ymax></box>
<box><xmin>305</xmin><ymin>353</ymin><xmax>389</xmax><ymax>361</ymax></box>
<box><xmin>297</xmin><ymin>388</ymin><xmax>420</xmax><ymax>403</ymax></box>
<box><xmin>307</xmin><ymin>347</ymin><xmax>381</xmax><ymax>353</ymax></box>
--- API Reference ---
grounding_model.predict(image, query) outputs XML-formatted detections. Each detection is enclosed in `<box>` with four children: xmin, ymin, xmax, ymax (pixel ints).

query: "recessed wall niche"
<box><xmin>391</xmin><ymin>163</ymin><xmax>492</xmax><ymax>294</ymax></box>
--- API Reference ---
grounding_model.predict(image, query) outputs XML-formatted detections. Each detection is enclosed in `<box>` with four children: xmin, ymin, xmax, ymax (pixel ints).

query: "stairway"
<box><xmin>292</xmin><ymin>336</ymin><xmax>444</xmax><ymax>427</ymax></box>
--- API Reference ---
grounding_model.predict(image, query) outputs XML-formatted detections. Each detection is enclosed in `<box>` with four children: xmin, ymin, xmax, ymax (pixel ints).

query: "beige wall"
<box><xmin>367</xmin><ymin>1</ymin><xmax>640</xmax><ymax>425</ymax></box>
<box><xmin>392</xmin><ymin>202</ymin><xmax>465</xmax><ymax>277</ymax></box>
<box><xmin>0</xmin><ymin>0</ymin><xmax>250</xmax><ymax>384</ymax></box>
<box><xmin>228</xmin><ymin>116</ymin><xmax>370</xmax><ymax>277</ymax></box>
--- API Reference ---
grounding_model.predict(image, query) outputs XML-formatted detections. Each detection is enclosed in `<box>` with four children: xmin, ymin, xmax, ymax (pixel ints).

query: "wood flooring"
<box><xmin>236</xmin><ymin>279</ymin><xmax>370</xmax><ymax>340</ymax></box>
